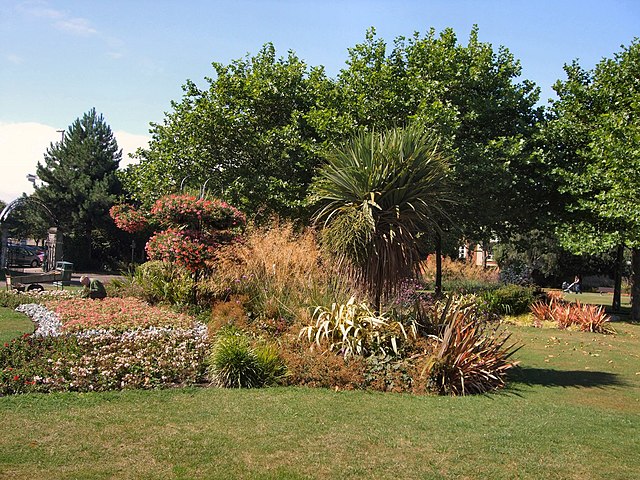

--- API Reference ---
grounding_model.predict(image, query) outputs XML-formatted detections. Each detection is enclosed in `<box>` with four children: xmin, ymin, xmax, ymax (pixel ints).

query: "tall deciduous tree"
<box><xmin>123</xmin><ymin>44</ymin><xmax>330</xmax><ymax>221</ymax></box>
<box><xmin>35</xmin><ymin>108</ymin><xmax>122</xmax><ymax>268</ymax></box>
<box><xmin>546</xmin><ymin>39</ymin><xmax>640</xmax><ymax>318</ymax></box>
<box><xmin>312</xmin><ymin>27</ymin><xmax>544</xmax><ymax>248</ymax></box>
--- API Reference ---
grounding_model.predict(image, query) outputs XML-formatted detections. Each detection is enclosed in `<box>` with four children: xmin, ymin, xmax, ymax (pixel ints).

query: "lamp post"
<box><xmin>26</xmin><ymin>173</ymin><xmax>37</xmax><ymax>189</ymax></box>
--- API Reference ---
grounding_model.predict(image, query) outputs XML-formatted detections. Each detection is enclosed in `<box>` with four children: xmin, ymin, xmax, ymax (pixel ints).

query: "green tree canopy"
<box><xmin>313</xmin><ymin>26</ymin><xmax>544</xmax><ymax>245</ymax></box>
<box><xmin>546</xmin><ymin>39</ymin><xmax>640</xmax><ymax>317</ymax></box>
<box><xmin>35</xmin><ymin>108</ymin><xmax>123</xmax><ymax>268</ymax></box>
<box><xmin>123</xmin><ymin>27</ymin><xmax>543</xmax><ymax>240</ymax></box>
<box><xmin>123</xmin><ymin>44</ymin><xmax>331</xmax><ymax>221</ymax></box>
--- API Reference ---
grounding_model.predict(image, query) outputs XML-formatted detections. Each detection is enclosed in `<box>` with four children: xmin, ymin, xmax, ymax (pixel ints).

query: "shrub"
<box><xmin>422</xmin><ymin>297</ymin><xmax>520</xmax><ymax>395</ymax></box>
<box><xmin>110</xmin><ymin>261</ymin><xmax>195</xmax><ymax>306</ymax></box>
<box><xmin>109</xmin><ymin>204</ymin><xmax>149</xmax><ymax>233</ymax></box>
<box><xmin>254</xmin><ymin>343</ymin><xmax>287</xmax><ymax>386</ymax></box>
<box><xmin>529</xmin><ymin>300</ymin><xmax>552</xmax><ymax>327</ymax></box>
<box><xmin>481</xmin><ymin>284</ymin><xmax>537</xmax><ymax>316</ymax></box>
<box><xmin>530</xmin><ymin>297</ymin><xmax>613</xmax><ymax>334</ymax></box>
<box><xmin>364</xmin><ymin>354</ymin><xmax>420</xmax><ymax>393</ymax></box>
<box><xmin>498</xmin><ymin>264</ymin><xmax>534</xmax><ymax>286</ymax></box>
<box><xmin>279</xmin><ymin>337</ymin><xmax>367</xmax><ymax>390</ymax></box>
<box><xmin>575</xmin><ymin>302</ymin><xmax>613</xmax><ymax>333</ymax></box>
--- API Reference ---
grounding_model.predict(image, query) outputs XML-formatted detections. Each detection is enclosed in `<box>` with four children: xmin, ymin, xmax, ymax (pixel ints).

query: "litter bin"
<box><xmin>55</xmin><ymin>261</ymin><xmax>73</xmax><ymax>286</ymax></box>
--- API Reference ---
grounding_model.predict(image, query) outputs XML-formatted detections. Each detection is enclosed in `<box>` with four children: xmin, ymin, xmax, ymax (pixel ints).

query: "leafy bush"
<box><xmin>498</xmin><ymin>264</ymin><xmax>534</xmax><ymax>286</ymax></box>
<box><xmin>110</xmin><ymin>261</ymin><xmax>195</xmax><ymax>306</ymax></box>
<box><xmin>422</xmin><ymin>297</ymin><xmax>520</xmax><ymax>395</ymax></box>
<box><xmin>481</xmin><ymin>284</ymin><xmax>537</xmax><ymax>316</ymax></box>
<box><xmin>364</xmin><ymin>354</ymin><xmax>420</xmax><ymax>393</ymax></box>
<box><xmin>279</xmin><ymin>338</ymin><xmax>367</xmax><ymax>390</ymax></box>
<box><xmin>208</xmin><ymin>330</ymin><xmax>285</xmax><ymax>388</ymax></box>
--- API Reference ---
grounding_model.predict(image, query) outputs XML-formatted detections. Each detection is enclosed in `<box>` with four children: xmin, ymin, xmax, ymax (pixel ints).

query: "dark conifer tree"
<box><xmin>35</xmin><ymin>108</ymin><xmax>122</xmax><ymax>268</ymax></box>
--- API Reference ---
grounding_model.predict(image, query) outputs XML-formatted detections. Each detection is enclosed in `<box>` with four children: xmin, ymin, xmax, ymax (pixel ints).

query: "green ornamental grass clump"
<box><xmin>208</xmin><ymin>329</ymin><xmax>285</xmax><ymax>388</ymax></box>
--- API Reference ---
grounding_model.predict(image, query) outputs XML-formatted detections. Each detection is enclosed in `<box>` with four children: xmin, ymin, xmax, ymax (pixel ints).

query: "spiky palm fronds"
<box><xmin>310</xmin><ymin>125</ymin><xmax>452</xmax><ymax>307</ymax></box>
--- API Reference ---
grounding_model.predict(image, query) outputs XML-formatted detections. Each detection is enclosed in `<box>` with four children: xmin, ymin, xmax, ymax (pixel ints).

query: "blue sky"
<box><xmin>0</xmin><ymin>0</ymin><xmax>638</xmax><ymax>201</ymax></box>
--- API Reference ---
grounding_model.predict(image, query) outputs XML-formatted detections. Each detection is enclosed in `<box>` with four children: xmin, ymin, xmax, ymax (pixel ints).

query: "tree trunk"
<box><xmin>482</xmin><ymin>240</ymin><xmax>488</xmax><ymax>269</ymax></box>
<box><xmin>612</xmin><ymin>244</ymin><xmax>624</xmax><ymax>312</ymax></box>
<box><xmin>435</xmin><ymin>232</ymin><xmax>443</xmax><ymax>296</ymax></box>
<box><xmin>631</xmin><ymin>248</ymin><xmax>640</xmax><ymax>322</ymax></box>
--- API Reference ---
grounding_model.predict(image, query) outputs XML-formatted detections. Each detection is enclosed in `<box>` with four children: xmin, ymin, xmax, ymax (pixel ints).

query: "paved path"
<box><xmin>2</xmin><ymin>268</ymin><xmax>124</xmax><ymax>289</ymax></box>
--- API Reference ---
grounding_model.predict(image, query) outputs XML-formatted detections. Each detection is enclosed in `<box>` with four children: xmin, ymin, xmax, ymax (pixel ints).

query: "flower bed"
<box><xmin>1</xmin><ymin>325</ymin><xmax>208</xmax><ymax>394</ymax></box>
<box><xmin>44</xmin><ymin>297</ymin><xmax>195</xmax><ymax>333</ymax></box>
<box><xmin>2</xmin><ymin>298</ymin><xmax>208</xmax><ymax>395</ymax></box>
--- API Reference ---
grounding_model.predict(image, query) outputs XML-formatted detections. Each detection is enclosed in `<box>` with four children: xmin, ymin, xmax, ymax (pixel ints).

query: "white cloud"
<box><xmin>54</xmin><ymin>17</ymin><xmax>97</xmax><ymax>36</ymax></box>
<box><xmin>6</xmin><ymin>54</ymin><xmax>24</xmax><ymax>64</ymax></box>
<box><xmin>0</xmin><ymin>122</ymin><xmax>149</xmax><ymax>203</ymax></box>
<box><xmin>114</xmin><ymin>130</ymin><xmax>149</xmax><ymax>168</ymax></box>
<box><xmin>19</xmin><ymin>0</ymin><xmax>97</xmax><ymax>36</ymax></box>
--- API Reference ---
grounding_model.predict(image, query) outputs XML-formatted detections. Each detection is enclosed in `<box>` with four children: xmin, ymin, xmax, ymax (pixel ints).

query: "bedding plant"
<box><xmin>1</xmin><ymin>298</ymin><xmax>208</xmax><ymax>395</ymax></box>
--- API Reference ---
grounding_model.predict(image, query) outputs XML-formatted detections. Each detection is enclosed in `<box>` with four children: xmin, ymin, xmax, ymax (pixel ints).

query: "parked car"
<box><xmin>7</xmin><ymin>245</ymin><xmax>42</xmax><ymax>267</ymax></box>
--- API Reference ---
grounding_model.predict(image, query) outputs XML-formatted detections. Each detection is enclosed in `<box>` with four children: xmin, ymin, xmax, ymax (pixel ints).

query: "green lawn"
<box><xmin>0</xmin><ymin>307</ymin><xmax>34</xmax><ymax>344</ymax></box>
<box><xmin>1</xmin><ymin>308</ymin><xmax>639</xmax><ymax>479</ymax></box>
<box><xmin>561</xmin><ymin>290</ymin><xmax>632</xmax><ymax>311</ymax></box>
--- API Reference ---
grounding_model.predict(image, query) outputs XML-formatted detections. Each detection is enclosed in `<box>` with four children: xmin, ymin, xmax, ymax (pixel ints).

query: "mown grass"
<box><xmin>0</xmin><ymin>307</ymin><xmax>34</xmax><ymax>344</ymax></box>
<box><xmin>1</xmin><ymin>310</ymin><xmax>639</xmax><ymax>479</ymax></box>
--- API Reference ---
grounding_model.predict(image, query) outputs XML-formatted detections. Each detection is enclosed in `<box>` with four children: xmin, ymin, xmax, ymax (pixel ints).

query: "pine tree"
<box><xmin>35</xmin><ymin>108</ymin><xmax>122</xmax><ymax>268</ymax></box>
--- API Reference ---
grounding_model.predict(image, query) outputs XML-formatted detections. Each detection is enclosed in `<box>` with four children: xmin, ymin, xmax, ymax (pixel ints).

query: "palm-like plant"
<box><xmin>310</xmin><ymin>125</ymin><xmax>452</xmax><ymax>308</ymax></box>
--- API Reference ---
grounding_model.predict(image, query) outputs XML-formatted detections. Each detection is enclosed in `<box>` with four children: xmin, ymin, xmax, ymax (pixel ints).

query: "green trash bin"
<box><xmin>55</xmin><ymin>261</ymin><xmax>73</xmax><ymax>286</ymax></box>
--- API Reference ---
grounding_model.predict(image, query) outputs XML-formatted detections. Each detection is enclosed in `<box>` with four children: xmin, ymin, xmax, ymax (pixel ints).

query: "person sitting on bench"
<box><xmin>80</xmin><ymin>275</ymin><xmax>107</xmax><ymax>299</ymax></box>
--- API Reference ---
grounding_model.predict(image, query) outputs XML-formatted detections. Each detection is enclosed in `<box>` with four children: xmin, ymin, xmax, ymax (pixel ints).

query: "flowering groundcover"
<box><xmin>1</xmin><ymin>299</ymin><xmax>209</xmax><ymax>395</ymax></box>
<box><xmin>44</xmin><ymin>297</ymin><xmax>195</xmax><ymax>333</ymax></box>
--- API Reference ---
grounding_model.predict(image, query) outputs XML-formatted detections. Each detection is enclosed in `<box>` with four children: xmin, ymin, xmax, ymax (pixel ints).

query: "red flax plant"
<box><xmin>422</xmin><ymin>297</ymin><xmax>520</xmax><ymax>395</ymax></box>
<box><xmin>529</xmin><ymin>295</ymin><xmax>613</xmax><ymax>334</ymax></box>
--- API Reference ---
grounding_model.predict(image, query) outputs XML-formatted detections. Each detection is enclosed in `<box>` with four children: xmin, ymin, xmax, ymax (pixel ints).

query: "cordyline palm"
<box><xmin>310</xmin><ymin>125</ymin><xmax>452</xmax><ymax>309</ymax></box>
